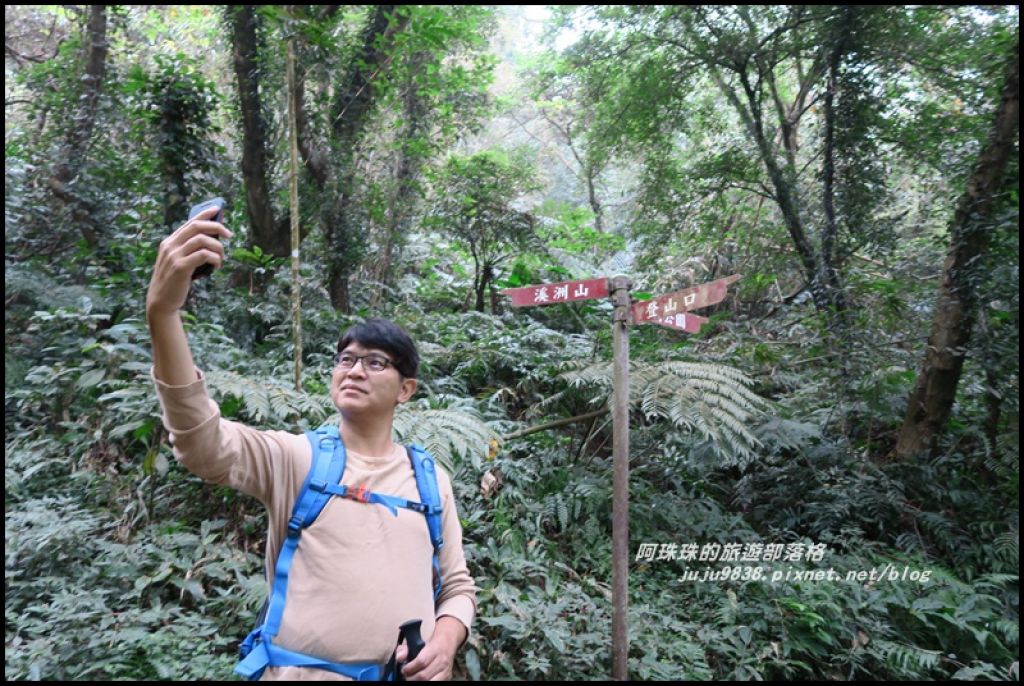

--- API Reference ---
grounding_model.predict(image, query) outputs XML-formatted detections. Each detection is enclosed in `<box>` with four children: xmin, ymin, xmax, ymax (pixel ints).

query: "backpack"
<box><xmin>233</xmin><ymin>425</ymin><xmax>444</xmax><ymax>681</ymax></box>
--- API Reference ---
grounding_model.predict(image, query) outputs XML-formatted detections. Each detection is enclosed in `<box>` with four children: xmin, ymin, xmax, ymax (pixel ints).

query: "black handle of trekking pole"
<box><xmin>394</xmin><ymin>619</ymin><xmax>424</xmax><ymax>681</ymax></box>
<box><xmin>400</xmin><ymin>619</ymin><xmax>425</xmax><ymax>661</ymax></box>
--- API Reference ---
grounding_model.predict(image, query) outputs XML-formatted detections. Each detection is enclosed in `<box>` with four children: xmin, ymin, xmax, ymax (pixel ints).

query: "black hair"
<box><xmin>336</xmin><ymin>319</ymin><xmax>419</xmax><ymax>379</ymax></box>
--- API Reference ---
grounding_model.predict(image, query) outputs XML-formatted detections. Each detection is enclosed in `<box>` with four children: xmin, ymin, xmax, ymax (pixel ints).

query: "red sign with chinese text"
<box><xmin>501</xmin><ymin>277</ymin><xmax>610</xmax><ymax>307</ymax></box>
<box><xmin>632</xmin><ymin>274</ymin><xmax>740</xmax><ymax>325</ymax></box>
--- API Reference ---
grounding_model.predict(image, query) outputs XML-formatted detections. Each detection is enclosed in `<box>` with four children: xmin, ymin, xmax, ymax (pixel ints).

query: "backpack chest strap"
<box><xmin>311</xmin><ymin>480</ymin><xmax>443</xmax><ymax>518</ymax></box>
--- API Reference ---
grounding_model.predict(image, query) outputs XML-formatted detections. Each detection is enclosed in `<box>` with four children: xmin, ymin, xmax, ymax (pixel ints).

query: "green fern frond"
<box><xmin>755</xmin><ymin>418</ymin><xmax>823</xmax><ymax>452</ymax></box>
<box><xmin>992</xmin><ymin>617</ymin><xmax>1019</xmax><ymax>645</ymax></box>
<box><xmin>204</xmin><ymin>370</ymin><xmax>334</xmax><ymax>427</ymax></box>
<box><xmin>874</xmin><ymin>640</ymin><xmax>941</xmax><ymax>676</ymax></box>
<box><xmin>393</xmin><ymin>406</ymin><xmax>499</xmax><ymax>473</ymax></box>
<box><xmin>992</xmin><ymin>530</ymin><xmax>1018</xmax><ymax>564</ymax></box>
<box><xmin>560</xmin><ymin>359</ymin><xmax>769</xmax><ymax>463</ymax></box>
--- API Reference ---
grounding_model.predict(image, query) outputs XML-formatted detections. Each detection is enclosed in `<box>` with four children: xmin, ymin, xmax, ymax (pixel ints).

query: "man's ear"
<box><xmin>397</xmin><ymin>377</ymin><xmax>417</xmax><ymax>404</ymax></box>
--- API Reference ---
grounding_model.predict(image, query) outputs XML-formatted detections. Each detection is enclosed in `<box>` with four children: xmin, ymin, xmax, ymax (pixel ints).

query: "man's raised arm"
<box><xmin>145</xmin><ymin>205</ymin><xmax>231</xmax><ymax>385</ymax></box>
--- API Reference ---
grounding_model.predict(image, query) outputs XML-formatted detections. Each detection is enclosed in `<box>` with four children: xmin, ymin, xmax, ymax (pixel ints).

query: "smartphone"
<box><xmin>186</xmin><ymin>197</ymin><xmax>226</xmax><ymax>280</ymax></box>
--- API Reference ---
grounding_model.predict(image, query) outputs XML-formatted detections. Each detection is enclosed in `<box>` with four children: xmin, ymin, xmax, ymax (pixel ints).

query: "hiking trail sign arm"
<box><xmin>499</xmin><ymin>277</ymin><xmax>610</xmax><ymax>307</ymax></box>
<box><xmin>630</xmin><ymin>274</ymin><xmax>740</xmax><ymax>332</ymax></box>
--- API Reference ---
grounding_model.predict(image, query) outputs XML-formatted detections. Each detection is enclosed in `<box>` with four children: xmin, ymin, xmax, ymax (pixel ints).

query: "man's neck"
<box><xmin>339</xmin><ymin>415</ymin><xmax>395</xmax><ymax>457</ymax></box>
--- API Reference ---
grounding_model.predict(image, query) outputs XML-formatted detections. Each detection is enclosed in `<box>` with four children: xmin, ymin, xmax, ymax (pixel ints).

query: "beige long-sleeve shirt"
<box><xmin>153</xmin><ymin>369</ymin><xmax>477</xmax><ymax>680</ymax></box>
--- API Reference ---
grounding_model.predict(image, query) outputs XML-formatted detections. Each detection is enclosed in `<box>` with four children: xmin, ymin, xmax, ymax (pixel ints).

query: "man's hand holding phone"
<box><xmin>186</xmin><ymin>198</ymin><xmax>226</xmax><ymax>280</ymax></box>
<box><xmin>146</xmin><ymin>197</ymin><xmax>232</xmax><ymax>320</ymax></box>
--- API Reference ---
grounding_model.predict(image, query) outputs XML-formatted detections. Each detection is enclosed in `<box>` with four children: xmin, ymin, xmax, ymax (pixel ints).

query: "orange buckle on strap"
<box><xmin>346</xmin><ymin>484</ymin><xmax>370</xmax><ymax>503</ymax></box>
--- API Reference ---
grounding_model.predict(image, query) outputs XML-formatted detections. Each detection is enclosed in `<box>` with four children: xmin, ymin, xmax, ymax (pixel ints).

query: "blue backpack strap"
<box><xmin>237</xmin><ymin>637</ymin><xmax>381</xmax><ymax>681</ymax></box>
<box><xmin>266</xmin><ymin>426</ymin><xmax>347</xmax><ymax>638</ymax></box>
<box><xmin>406</xmin><ymin>445</ymin><xmax>444</xmax><ymax>601</ymax></box>
<box><xmin>234</xmin><ymin>425</ymin><xmax>347</xmax><ymax>680</ymax></box>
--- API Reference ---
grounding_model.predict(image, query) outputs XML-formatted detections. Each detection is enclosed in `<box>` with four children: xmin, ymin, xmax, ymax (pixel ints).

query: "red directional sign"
<box><xmin>501</xmin><ymin>277</ymin><xmax>609</xmax><ymax>307</ymax></box>
<box><xmin>632</xmin><ymin>274</ymin><xmax>740</xmax><ymax>326</ymax></box>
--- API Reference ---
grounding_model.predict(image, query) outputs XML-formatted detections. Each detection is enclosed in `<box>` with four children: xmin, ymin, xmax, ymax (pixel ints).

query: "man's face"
<box><xmin>330</xmin><ymin>342</ymin><xmax>417</xmax><ymax>417</ymax></box>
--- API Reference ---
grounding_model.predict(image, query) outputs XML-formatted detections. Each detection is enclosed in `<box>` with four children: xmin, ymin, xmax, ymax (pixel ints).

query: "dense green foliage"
<box><xmin>6</xmin><ymin>4</ymin><xmax>1018</xmax><ymax>682</ymax></box>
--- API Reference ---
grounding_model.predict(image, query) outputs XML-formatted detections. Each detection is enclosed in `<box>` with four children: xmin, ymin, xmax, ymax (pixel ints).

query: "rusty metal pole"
<box><xmin>610</xmin><ymin>275</ymin><xmax>632</xmax><ymax>680</ymax></box>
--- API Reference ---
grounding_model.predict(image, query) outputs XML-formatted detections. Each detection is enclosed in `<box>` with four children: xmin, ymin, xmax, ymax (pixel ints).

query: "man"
<box><xmin>147</xmin><ymin>205</ymin><xmax>476</xmax><ymax>680</ymax></box>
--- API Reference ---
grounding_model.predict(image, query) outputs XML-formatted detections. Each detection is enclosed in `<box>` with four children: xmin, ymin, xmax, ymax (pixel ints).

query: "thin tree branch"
<box><xmin>503</xmin><ymin>408</ymin><xmax>609</xmax><ymax>441</ymax></box>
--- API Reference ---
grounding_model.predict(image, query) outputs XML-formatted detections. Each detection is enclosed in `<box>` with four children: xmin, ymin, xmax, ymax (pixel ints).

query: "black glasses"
<box><xmin>333</xmin><ymin>352</ymin><xmax>395</xmax><ymax>373</ymax></box>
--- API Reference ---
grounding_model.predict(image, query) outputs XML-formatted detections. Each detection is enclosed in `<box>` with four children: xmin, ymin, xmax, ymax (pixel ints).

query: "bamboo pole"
<box><xmin>286</xmin><ymin>29</ymin><xmax>302</xmax><ymax>392</ymax></box>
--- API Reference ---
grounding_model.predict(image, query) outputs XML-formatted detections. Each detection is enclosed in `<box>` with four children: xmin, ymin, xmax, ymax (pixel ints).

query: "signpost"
<box><xmin>608</xmin><ymin>276</ymin><xmax>631</xmax><ymax>681</ymax></box>
<box><xmin>502</xmin><ymin>272</ymin><xmax>741</xmax><ymax>680</ymax></box>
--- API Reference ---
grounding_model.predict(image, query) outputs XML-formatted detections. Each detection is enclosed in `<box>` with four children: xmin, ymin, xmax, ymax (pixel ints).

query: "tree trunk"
<box><xmin>708</xmin><ymin>9</ymin><xmax>845</xmax><ymax>315</ymax></box>
<box><xmin>739</xmin><ymin>71</ymin><xmax>842</xmax><ymax>313</ymax></box>
<box><xmin>476</xmin><ymin>262</ymin><xmax>499</xmax><ymax>314</ymax></box>
<box><xmin>328</xmin><ymin>269</ymin><xmax>351</xmax><ymax>317</ymax></box>
<box><xmin>894</xmin><ymin>40</ymin><xmax>1019</xmax><ymax>460</ymax></box>
<box><xmin>229</xmin><ymin>6</ymin><xmax>287</xmax><ymax>258</ymax></box>
<box><xmin>561</xmin><ymin>118</ymin><xmax>606</xmax><ymax>234</ymax></box>
<box><xmin>982</xmin><ymin>366</ymin><xmax>1002</xmax><ymax>457</ymax></box>
<box><xmin>48</xmin><ymin>5</ymin><xmax>108</xmax><ymax>249</ymax></box>
<box><xmin>293</xmin><ymin>39</ymin><xmax>329</xmax><ymax>189</ymax></box>
<box><xmin>489</xmin><ymin>280</ymin><xmax>503</xmax><ymax>316</ymax></box>
<box><xmin>474</xmin><ymin>279</ymin><xmax>487</xmax><ymax>313</ymax></box>
<box><xmin>585</xmin><ymin>162</ymin><xmax>604</xmax><ymax>233</ymax></box>
<box><xmin>819</xmin><ymin>7</ymin><xmax>855</xmax><ymax>322</ymax></box>
<box><xmin>331</xmin><ymin>6</ymin><xmax>401</xmax><ymax>143</ymax></box>
<box><xmin>324</xmin><ymin>170</ymin><xmax>359</xmax><ymax>313</ymax></box>
<box><xmin>160</xmin><ymin>166</ymin><xmax>189</xmax><ymax>229</ymax></box>
<box><xmin>713</xmin><ymin>62</ymin><xmax>845</xmax><ymax>315</ymax></box>
<box><xmin>324</xmin><ymin>5</ymin><xmax>405</xmax><ymax>312</ymax></box>
<box><xmin>371</xmin><ymin>49</ymin><xmax>430</xmax><ymax>305</ymax></box>
<box><xmin>469</xmin><ymin>243</ymin><xmax>484</xmax><ymax>313</ymax></box>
